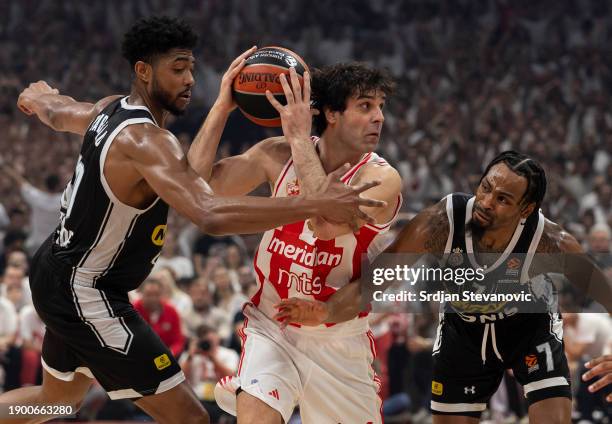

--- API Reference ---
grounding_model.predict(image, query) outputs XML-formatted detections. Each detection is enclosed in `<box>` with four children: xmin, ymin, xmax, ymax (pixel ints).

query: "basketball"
<box><xmin>232</xmin><ymin>46</ymin><xmax>309</xmax><ymax>127</ymax></box>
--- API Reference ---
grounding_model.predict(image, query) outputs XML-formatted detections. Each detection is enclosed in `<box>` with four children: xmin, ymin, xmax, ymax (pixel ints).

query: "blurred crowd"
<box><xmin>0</xmin><ymin>0</ymin><xmax>611</xmax><ymax>423</ymax></box>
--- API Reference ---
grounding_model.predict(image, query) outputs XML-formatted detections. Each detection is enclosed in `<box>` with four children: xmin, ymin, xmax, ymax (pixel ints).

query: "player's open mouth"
<box><xmin>179</xmin><ymin>91</ymin><xmax>191</xmax><ymax>100</ymax></box>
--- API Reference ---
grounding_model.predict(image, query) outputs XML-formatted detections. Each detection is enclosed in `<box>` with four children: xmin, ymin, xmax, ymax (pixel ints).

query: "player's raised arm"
<box><xmin>274</xmin><ymin>199</ymin><xmax>450</xmax><ymax>325</ymax></box>
<box><xmin>187</xmin><ymin>46</ymin><xmax>257</xmax><ymax>182</ymax></box>
<box><xmin>17</xmin><ymin>81</ymin><xmax>121</xmax><ymax>135</ymax></box>
<box><xmin>121</xmin><ymin>125</ymin><xmax>384</xmax><ymax>236</ymax></box>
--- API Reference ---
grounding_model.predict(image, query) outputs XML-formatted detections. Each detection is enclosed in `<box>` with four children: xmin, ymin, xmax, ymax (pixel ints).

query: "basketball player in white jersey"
<box><xmin>189</xmin><ymin>64</ymin><xmax>402</xmax><ymax>423</ymax></box>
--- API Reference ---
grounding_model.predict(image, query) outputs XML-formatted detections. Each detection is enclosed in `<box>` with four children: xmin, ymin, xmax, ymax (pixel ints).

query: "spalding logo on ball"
<box><xmin>232</xmin><ymin>46</ymin><xmax>308</xmax><ymax>127</ymax></box>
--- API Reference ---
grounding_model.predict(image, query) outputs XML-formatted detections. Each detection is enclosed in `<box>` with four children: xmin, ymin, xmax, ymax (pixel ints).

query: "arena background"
<box><xmin>0</xmin><ymin>0</ymin><xmax>610</xmax><ymax>423</ymax></box>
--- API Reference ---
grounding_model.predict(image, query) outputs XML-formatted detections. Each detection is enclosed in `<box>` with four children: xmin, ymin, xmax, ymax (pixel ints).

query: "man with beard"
<box><xmin>2</xmin><ymin>16</ymin><xmax>383</xmax><ymax>424</ymax></box>
<box><xmin>275</xmin><ymin>151</ymin><xmax>612</xmax><ymax>424</ymax></box>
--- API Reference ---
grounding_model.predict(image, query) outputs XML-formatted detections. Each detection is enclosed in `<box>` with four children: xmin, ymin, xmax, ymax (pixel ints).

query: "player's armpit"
<box><xmin>207</xmin><ymin>137</ymin><xmax>285</xmax><ymax>196</ymax></box>
<box><xmin>309</xmin><ymin>163</ymin><xmax>402</xmax><ymax>240</ymax></box>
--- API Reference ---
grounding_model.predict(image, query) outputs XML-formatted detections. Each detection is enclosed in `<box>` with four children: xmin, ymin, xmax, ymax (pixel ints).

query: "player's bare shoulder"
<box><xmin>354</xmin><ymin>160</ymin><xmax>402</xmax><ymax>192</ymax></box>
<box><xmin>115</xmin><ymin>123</ymin><xmax>183</xmax><ymax>161</ymax></box>
<box><xmin>537</xmin><ymin>219</ymin><xmax>583</xmax><ymax>254</ymax></box>
<box><xmin>257</xmin><ymin>136</ymin><xmax>292</xmax><ymax>163</ymax></box>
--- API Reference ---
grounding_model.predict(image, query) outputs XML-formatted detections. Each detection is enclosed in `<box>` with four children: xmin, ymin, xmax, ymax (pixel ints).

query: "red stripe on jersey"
<box><xmin>341</xmin><ymin>153</ymin><xmax>372</xmax><ymax>183</ymax></box>
<box><xmin>251</xmin><ymin>250</ymin><xmax>265</xmax><ymax>306</ymax></box>
<box><xmin>365</xmin><ymin>194</ymin><xmax>403</xmax><ymax>231</ymax></box>
<box><xmin>273</xmin><ymin>159</ymin><xmax>294</xmax><ymax>197</ymax></box>
<box><xmin>350</xmin><ymin>227</ymin><xmax>378</xmax><ymax>282</ymax></box>
<box><xmin>367</xmin><ymin>330</ymin><xmax>377</xmax><ymax>359</ymax></box>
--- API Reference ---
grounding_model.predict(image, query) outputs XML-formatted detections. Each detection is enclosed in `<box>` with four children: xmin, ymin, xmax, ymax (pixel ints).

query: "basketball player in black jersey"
<box><xmin>2</xmin><ymin>17</ymin><xmax>384</xmax><ymax>424</ymax></box>
<box><xmin>274</xmin><ymin>151</ymin><xmax>612</xmax><ymax>423</ymax></box>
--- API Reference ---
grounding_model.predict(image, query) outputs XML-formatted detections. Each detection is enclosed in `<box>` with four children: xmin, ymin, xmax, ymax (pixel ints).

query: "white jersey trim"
<box><xmin>443</xmin><ymin>194</ymin><xmax>454</xmax><ymax>254</ymax></box>
<box><xmin>41</xmin><ymin>358</ymin><xmax>94</xmax><ymax>381</ymax></box>
<box><xmin>431</xmin><ymin>401</ymin><xmax>487</xmax><ymax>412</ymax></box>
<box><xmin>523</xmin><ymin>376</ymin><xmax>569</xmax><ymax>394</ymax></box>
<box><xmin>120</xmin><ymin>97</ymin><xmax>158</xmax><ymax>125</ymax></box>
<box><xmin>519</xmin><ymin>209</ymin><xmax>545</xmax><ymax>284</ymax></box>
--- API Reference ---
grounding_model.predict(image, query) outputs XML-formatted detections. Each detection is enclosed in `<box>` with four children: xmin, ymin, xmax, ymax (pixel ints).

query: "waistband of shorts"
<box><xmin>243</xmin><ymin>302</ymin><xmax>369</xmax><ymax>338</ymax></box>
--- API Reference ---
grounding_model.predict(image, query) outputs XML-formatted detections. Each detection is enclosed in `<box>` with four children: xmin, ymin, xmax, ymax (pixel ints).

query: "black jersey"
<box><xmin>51</xmin><ymin>97</ymin><xmax>168</xmax><ymax>292</ymax></box>
<box><xmin>440</xmin><ymin>193</ymin><xmax>546</xmax><ymax>316</ymax></box>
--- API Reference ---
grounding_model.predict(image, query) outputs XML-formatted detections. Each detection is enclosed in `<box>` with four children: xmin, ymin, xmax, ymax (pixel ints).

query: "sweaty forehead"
<box><xmin>485</xmin><ymin>163</ymin><xmax>528</xmax><ymax>198</ymax></box>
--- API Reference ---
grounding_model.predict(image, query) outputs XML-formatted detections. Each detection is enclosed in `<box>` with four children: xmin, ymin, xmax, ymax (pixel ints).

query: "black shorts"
<box><xmin>430</xmin><ymin>313</ymin><xmax>571</xmax><ymax>418</ymax></box>
<box><xmin>30</xmin><ymin>241</ymin><xmax>184</xmax><ymax>400</ymax></box>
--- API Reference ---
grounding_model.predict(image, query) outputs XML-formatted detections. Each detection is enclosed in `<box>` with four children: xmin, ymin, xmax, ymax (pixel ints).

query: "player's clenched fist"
<box><xmin>17</xmin><ymin>80</ymin><xmax>59</xmax><ymax>115</ymax></box>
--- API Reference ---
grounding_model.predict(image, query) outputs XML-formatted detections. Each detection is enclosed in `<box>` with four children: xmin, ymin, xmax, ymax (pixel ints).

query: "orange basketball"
<box><xmin>232</xmin><ymin>46</ymin><xmax>309</xmax><ymax>127</ymax></box>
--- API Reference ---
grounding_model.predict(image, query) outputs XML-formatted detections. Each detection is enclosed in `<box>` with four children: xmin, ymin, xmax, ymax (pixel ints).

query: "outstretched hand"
<box><xmin>583</xmin><ymin>354</ymin><xmax>612</xmax><ymax>402</ymax></box>
<box><xmin>314</xmin><ymin>163</ymin><xmax>386</xmax><ymax>231</ymax></box>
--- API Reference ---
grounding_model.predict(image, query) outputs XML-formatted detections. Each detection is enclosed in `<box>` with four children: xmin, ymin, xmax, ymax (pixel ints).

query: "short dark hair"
<box><xmin>121</xmin><ymin>16</ymin><xmax>198</xmax><ymax>67</ymax></box>
<box><xmin>311</xmin><ymin>63</ymin><xmax>395</xmax><ymax>135</ymax></box>
<box><xmin>480</xmin><ymin>151</ymin><xmax>547</xmax><ymax>209</ymax></box>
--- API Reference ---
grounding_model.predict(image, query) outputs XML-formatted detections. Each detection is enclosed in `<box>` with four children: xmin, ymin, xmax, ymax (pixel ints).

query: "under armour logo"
<box><xmin>464</xmin><ymin>386</ymin><xmax>476</xmax><ymax>395</ymax></box>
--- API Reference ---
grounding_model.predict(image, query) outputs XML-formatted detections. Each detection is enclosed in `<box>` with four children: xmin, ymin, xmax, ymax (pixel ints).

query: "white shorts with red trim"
<box><xmin>214</xmin><ymin>304</ymin><xmax>382</xmax><ymax>423</ymax></box>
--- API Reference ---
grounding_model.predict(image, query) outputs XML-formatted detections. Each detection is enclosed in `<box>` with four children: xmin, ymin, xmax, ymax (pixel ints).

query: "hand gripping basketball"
<box><xmin>265</xmin><ymin>67</ymin><xmax>316</xmax><ymax>144</ymax></box>
<box><xmin>214</xmin><ymin>46</ymin><xmax>257</xmax><ymax>114</ymax></box>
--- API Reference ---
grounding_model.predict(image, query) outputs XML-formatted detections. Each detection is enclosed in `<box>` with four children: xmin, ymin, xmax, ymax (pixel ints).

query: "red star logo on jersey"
<box><xmin>287</xmin><ymin>179</ymin><xmax>300</xmax><ymax>196</ymax></box>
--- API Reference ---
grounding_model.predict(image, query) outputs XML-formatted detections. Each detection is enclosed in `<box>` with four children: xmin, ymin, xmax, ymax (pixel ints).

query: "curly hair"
<box><xmin>311</xmin><ymin>63</ymin><xmax>395</xmax><ymax>135</ymax></box>
<box><xmin>121</xmin><ymin>16</ymin><xmax>198</xmax><ymax>67</ymax></box>
<box><xmin>481</xmin><ymin>150</ymin><xmax>547</xmax><ymax>209</ymax></box>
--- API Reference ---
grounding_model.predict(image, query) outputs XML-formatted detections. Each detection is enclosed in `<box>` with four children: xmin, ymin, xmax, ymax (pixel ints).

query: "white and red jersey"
<box><xmin>251</xmin><ymin>146</ymin><xmax>402</xmax><ymax>334</ymax></box>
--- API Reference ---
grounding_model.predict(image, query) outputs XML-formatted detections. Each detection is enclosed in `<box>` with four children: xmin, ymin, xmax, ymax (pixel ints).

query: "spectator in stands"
<box><xmin>152</xmin><ymin>267</ymin><xmax>193</xmax><ymax>319</ymax></box>
<box><xmin>133</xmin><ymin>277</ymin><xmax>185</xmax><ymax>358</ymax></box>
<box><xmin>152</xmin><ymin>231</ymin><xmax>195</xmax><ymax>280</ymax></box>
<box><xmin>0</xmin><ymin>264</ymin><xmax>31</xmax><ymax>310</ymax></box>
<box><xmin>19</xmin><ymin>304</ymin><xmax>44</xmax><ymax>386</ymax></box>
<box><xmin>0</xmin><ymin>289</ymin><xmax>19</xmax><ymax>391</ymax></box>
<box><xmin>179</xmin><ymin>324</ymin><xmax>238</xmax><ymax>423</ymax></box>
<box><xmin>183</xmin><ymin>278</ymin><xmax>231</xmax><ymax>341</ymax></box>
<box><xmin>211</xmin><ymin>265</ymin><xmax>247</xmax><ymax>320</ymax></box>
<box><xmin>587</xmin><ymin>223</ymin><xmax>612</xmax><ymax>269</ymax></box>
<box><xmin>237</xmin><ymin>265</ymin><xmax>257</xmax><ymax>298</ymax></box>
<box><xmin>1</xmin><ymin>165</ymin><xmax>61</xmax><ymax>255</ymax></box>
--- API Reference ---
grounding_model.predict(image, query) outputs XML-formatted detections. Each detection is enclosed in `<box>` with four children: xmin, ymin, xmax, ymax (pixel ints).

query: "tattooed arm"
<box><xmin>274</xmin><ymin>199</ymin><xmax>451</xmax><ymax>325</ymax></box>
